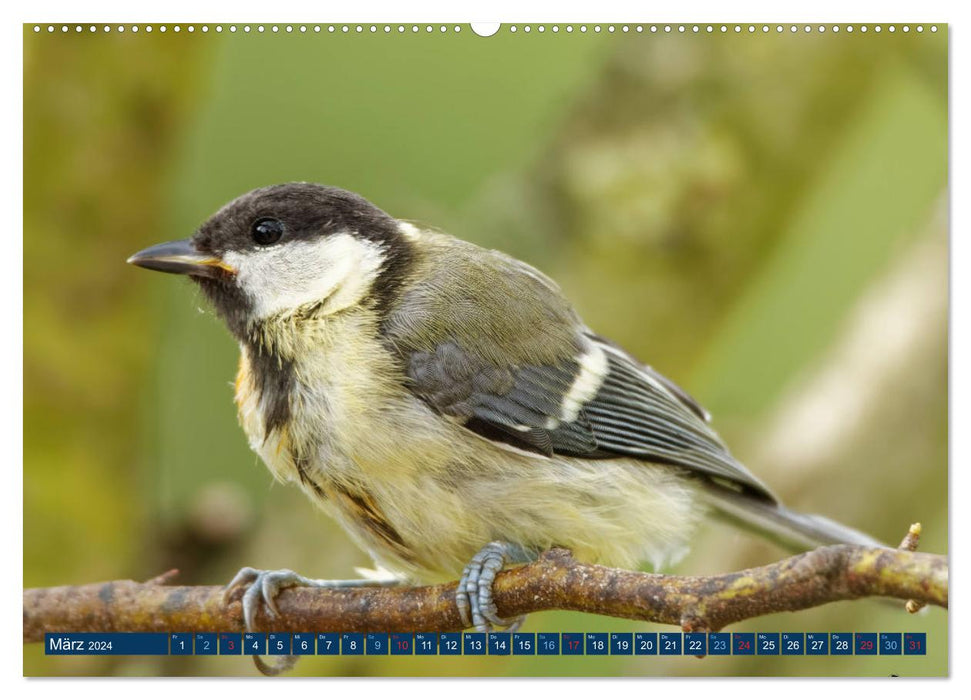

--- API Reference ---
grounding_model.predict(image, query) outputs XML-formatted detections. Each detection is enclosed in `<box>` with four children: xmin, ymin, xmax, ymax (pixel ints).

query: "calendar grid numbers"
<box><xmin>562</xmin><ymin>633</ymin><xmax>584</xmax><ymax>655</ymax></box>
<box><xmin>806</xmin><ymin>633</ymin><xmax>829</xmax><ymax>655</ymax></box>
<box><xmin>538</xmin><ymin>633</ymin><xmax>560</xmax><ymax>655</ymax></box>
<box><xmin>170</xmin><ymin>633</ymin><xmax>192</xmax><ymax>655</ymax></box>
<box><xmin>733</xmin><ymin>632</ymin><xmax>755</xmax><ymax>656</ymax></box>
<box><xmin>757</xmin><ymin>632</ymin><xmax>780</xmax><ymax>655</ymax></box>
<box><xmin>879</xmin><ymin>633</ymin><xmax>901</xmax><ymax>655</ymax></box>
<box><xmin>317</xmin><ymin>632</ymin><xmax>339</xmax><ymax>655</ymax></box>
<box><xmin>292</xmin><ymin>633</ymin><xmax>314</xmax><ymax>655</ymax></box>
<box><xmin>195</xmin><ymin>633</ymin><xmax>216</xmax><ymax>655</ymax></box>
<box><xmin>708</xmin><ymin>633</ymin><xmax>731</xmax><ymax>656</ymax></box>
<box><xmin>342</xmin><ymin>632</ymin><xmax>364</xmax><ymax>655</ymax></box>
<box><xmin>268</xmin><ymin>632</ymin><xmax>291</xmax><ymax>655</ymax></box>
<box><xmin>463</xmin><ymin>632</ymin><xmax>486</xmax><ymax>655</ymax></box>
<box><xmin>42</xmin><ymin>631</ymin><xmax>928</xmax><ymax>656</ymax></box>
<box><xmin>585</xmin><ymin>633</ymin><xmax>608</xmax><ymax>656</ymax></box>
<box><xmin>218</xmin><ymin>633</ymin><xmax>241</xmax><ymax>655</ymax></box>
<box><xmin>489</xmin><ymin>632</ymin><xmax>511</xmax><ymax>656</ymax></box>
<box><xmin>391</xmin><ymin>632</ymin><xmax>413</xmax><ymax>655</ymax></box>
<box><xmin>514</xmin><ymin>632</ymin><xmax>536</xmax><ymax>655</ymax></box>
<box><xmin>904</xmin><ymin>633</ymin><xmax>926</xmax><ymax>655</ymax></box>
<box><xmin>684</xmin><ymin>633</ymin><xmax>706</xmax><ymax>656</ymax></box>
<box><xmin>366</xmin><ymin>632</ymin><xmax>388</xmax><ymax>655</ymax></box>
<box><xmin>610</xmin><ymin>633</ymin><xmax>633</xmax><ymax>655</ymax></box>
<box><xmin>782</xmin><ymin>633</ymin><xmax>804</xmax><ymax>656</ymax></box>
<box><xmin>439</xmin><ymin>632</ymin><xmax>461</xmax><ymax>656</ymax></box>
<box><xmin>855</xmin><ymin>633</ymin><xmax>878</xmax><ymax>656</ymax></box>
<box><xmin>243</xmin><ymin>632</ymin><xmax>265</xmax><ymax>655</ymax></box>
<box><xmin>635</xmin><ymin>632</ymin><xmax>658</xmax><ymax>655</ymax></box>
<box><xmin>415</xmin><ymin>632</ymin><xmax>437</xmax><ymax>655</ymax></box>
<box><xmin>831</xmin><ymin>633</ymin><xmax>853</xmax><ymax>656</ymax></box>
<box><xmin>659</xmin><ymin>632</ymin><xmax>682</xmax><ymax>655</ymax></box>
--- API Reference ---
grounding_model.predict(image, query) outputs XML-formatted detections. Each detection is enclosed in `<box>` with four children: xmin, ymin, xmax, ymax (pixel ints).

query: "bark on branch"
<box><xmin>23</xmin><ymin>539</ymin><xmax>947</xmax><ymax>642</ymax></box>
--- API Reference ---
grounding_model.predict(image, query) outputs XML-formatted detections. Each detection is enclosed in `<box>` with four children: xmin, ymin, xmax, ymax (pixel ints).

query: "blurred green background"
<box><xmin>23</xmin><ymin>24</ymin><xmax>948</xmax><ymax>677</ymax></box>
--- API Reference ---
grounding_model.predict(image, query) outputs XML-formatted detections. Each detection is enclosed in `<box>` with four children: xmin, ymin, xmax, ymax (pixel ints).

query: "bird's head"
<box><xmin>128</xmin><ymin>183</ymin><xmax>414</xmax><ymax>340</ymax></box>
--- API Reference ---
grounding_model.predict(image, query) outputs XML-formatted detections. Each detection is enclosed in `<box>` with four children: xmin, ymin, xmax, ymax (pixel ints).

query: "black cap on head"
<box><xmin>192</xmin><ymin>182</ymin><xmax>402</xmax><ymax>257</ymax></box>
<box><xmin>129</xmin><ymin>183</ymin><xmax>415</xmax><ymax>341</ymax></box>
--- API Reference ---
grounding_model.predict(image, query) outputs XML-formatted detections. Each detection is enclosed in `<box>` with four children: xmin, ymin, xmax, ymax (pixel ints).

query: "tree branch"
<box><xmin>23</xmin><ymin>541</ymin><xmax>946</xmax><ymax>642</ymax></box>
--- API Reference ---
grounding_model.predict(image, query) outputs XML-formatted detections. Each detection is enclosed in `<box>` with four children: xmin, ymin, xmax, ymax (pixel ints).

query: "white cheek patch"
<box><xmin>224</xmin><ymin>232</ymin><xmax>387</xmax><ymax>319</ymax></box>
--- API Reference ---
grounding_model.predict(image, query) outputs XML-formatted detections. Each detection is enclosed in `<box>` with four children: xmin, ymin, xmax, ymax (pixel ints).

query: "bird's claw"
<box><xmin>455</xmin><ymin>541</ymin><xmax>527</xmax><ymax>633</ymax></box>
<box><xmin>223</xmin><ymin>567</ymin><xmax>310</xmax><ymax>631</ymax></box>
<box><xmin>224</xmin><ymin>567</ymin><xmax>405</xmax><ymax>634</ymax></box>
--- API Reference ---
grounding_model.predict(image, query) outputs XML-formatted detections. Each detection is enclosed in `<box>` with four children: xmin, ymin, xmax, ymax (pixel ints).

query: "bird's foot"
<box><xmin>223</xmin><ymin>566</ymin><xmax>402</xmax><ymax>630</ymax></box>
<box><xmin>223</xmin><ymin>566</ymin><xmax>402</xmax><ymax>675</ymax></box>
<box><xmin>455</xmin><ymin>541</ymin><xmax>529</xmax><ymax>633</ymax></box>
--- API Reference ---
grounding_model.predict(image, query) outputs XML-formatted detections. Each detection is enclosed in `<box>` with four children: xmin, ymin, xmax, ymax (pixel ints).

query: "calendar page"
<box><xmin>22</xmin><ymin>16</ymin><xmax>948</xmax><ymax>679</ymax></box>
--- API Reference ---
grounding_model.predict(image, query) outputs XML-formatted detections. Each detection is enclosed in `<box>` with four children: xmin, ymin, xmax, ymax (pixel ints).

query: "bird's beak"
<box><xmin>127</xmin><ymin>239</ymin><xmax>235</xmax><ymax>278</ymax></box>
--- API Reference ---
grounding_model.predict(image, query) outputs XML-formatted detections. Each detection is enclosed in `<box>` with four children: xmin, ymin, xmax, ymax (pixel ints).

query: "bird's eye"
<box><xmin>252</xmin><ymin>217</ymin><xmax>284</xmax><ymax>246</ymax></box>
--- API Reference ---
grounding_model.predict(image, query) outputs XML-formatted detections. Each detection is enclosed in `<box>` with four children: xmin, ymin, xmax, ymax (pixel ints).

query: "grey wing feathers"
<box><xmin>584</xmin><ymin>339</ymin><xmax>775</xmax><ymax>500</ymax></box>
<box><xmin>401</xmin><ymin>330</ymin><xmax>774</xmax><ymax>501</ymax></box>
<box><xmin>405</xmin><ymin>341</ymin><xmax>598</xmax><ymax>457</ymax></box>
<box><xmin>383</xmin><ymin>232</ymin><xmax>773</xmax><ymax>500</ymax></box>
<box><xmin>589</xmin><ymin>333</ymin><xmax>710</xmax><ymax>422</ymax></box>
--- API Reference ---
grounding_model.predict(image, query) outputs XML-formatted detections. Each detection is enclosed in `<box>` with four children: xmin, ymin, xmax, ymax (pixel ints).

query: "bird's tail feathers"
<box><xmin>701</xmin><ymin>483</ymin><xmax>886</xmax><ymax>552</ymax></box>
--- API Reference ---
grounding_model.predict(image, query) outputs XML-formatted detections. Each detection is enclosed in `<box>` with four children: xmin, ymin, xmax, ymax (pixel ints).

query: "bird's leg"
<box><xmin>456</xmin><ymin>541</ymin><xmax>535</xmax><ymax>633</ymax></box>
<box><xmin>223</xmin><ymin>566</ymin><xmax>404</xmax><ymax>676</ymax></box>
<box><xmin>223</xmin><ymin>566</ymin><xmax>403</xmax><ymax>631</ymax></box>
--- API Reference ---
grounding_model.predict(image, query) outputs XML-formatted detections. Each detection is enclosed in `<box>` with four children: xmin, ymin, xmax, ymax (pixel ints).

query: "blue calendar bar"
<box><xmin>806</xmin><ymin>633</ymin><xmax>828</xmax><ymax>655</ymax></box>
<box><xmin>463</xmin><ymin>632</ymin><xmax>486</xmax><ymax>655</ymax></box>
<box><xmin>170</xmin><ymin>633</ymin><xmax>192</xmax><ymax>655</ymax></box>
<box><xmin>538</xmin><ymin>632</ymin><xmax>560</xmax><ymax>655</ymax></box>
<box><xmin>782</xmin><ymin>632</ymin><xmax>804</xmax><ymax>655</ymax></box>
<box><xmin>904</xmin><ymin>632</ymin><xmax>926</xmax><ymax>655</ymax></box>
<box><xmin>489</xmin><ymin>632</ymin><xmax>511</xmax><ymax>655</ymax></box>
<box><xmin>708</xmin><ymin>633</ymin><xmax>731</xmax><ymax>655</ymax></box>
<box><xmin>733</xmin><ymin>632</ymin><xmax>755</xmax><ymax>655</ymax></box>
<box><xmin>41</xmin><ymin>631</ymin><xmax>930</xmax><ymax>656</ymax></box>
<box><xmin>585</xmin><ymin>632</ymin><xmax>608</xmax><ymax>655</ymax></box>
<box><xmin>366</xmin><ymin>632</ymin><xmax>388</xmax><ymax>655</ymax></box>
<box><xmin>831</xmin><ymin>633</ymin><xmax>853</xmax><ymax>655</ymax></box>
<box><xmin>414</xmin><ymin>632</ymin><xmax>437</xmax><ymax>655</ymax></box>
<box><xmin>659</xmin><ymin>632</ymin><xmax>682</xmax><ymax>655</ymax></box>
<box><xmin>342</xmin><ymin>633</ymin><xmax>364</xmax><ymax>655</ymax></box>
<box><xmin>45</xmin><ymin>633</ymin><xmax>168</xmax><ymax>655</ymax></box>
<box><xmin>292</xmin><ymin>633</ymin><xmax>314</xmax><ymax>654</ymax></box>
<box><xmin>855</xmin><ymin>633</ymin><xmax>878</xmax><ymax>655</ymax></box>
<box><xmin>317</xmin><ymin>633</ymin><xmax>339</xmax><ymax>654</ymax></box>
<box><xmin>243</xmin><ymin>632</ymin><xmax>265</xmax><ymax>655</ymax></box>
<box><xmin>218</xmin><ymin>633</ymin><xmax>241</xmax><ymax>655</ymax></box>
<box><xmin>391</xmin><ymin>632</ymin><xmax>413</xmax><ymax>655</ymax></box>
<box><xmin>610</xmin><ymin>632</ymin><xmax>633</xmax><ymax>655</ymax></box>
<box><xmin>634</xmin><ymin>632</ymin><xmax>658</xmax><ymax>655</ymax></box>
<box><xmin>267</xmin><ymin>633</ymin><xmax>291</xmax><ymax>655</ymax></box>
<box><xmin>562</xmin><ymin>633</ymin><xmax>584</xmax><ymax>655</ymax></box>
<box><xmin>684</xmin><ymin>632</ymin><xmax>706</xmax><ymax>656</ymax></box>
<box><xmin>514</xmin><ymin>632</ymin><xmax>536</xmax><ymax>655</ymax></box>
<box><xmin>195</xmin><ymin>633</ymin><xmax>216</xmax><ymax>655</ymax></box>
<box><xmin>880</xmin><ymin>633</ymin><xmax>901</xmax><ymax>655</ymax></box>
<box><xmin>439</xmin><ymin>632</ymin><xmax>461</xmax><ymax>655</ymax></box>
<box><xmin>758</xmin><ymin>632</ymin><xmax>780</xmax><ymax>655</ymax></box>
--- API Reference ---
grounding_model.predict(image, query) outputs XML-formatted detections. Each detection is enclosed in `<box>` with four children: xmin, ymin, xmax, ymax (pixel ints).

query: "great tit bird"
<box><xmin>129</xmin><ymin>182</ymin><xmax>882</xmax><ymax>634</ymax></box>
